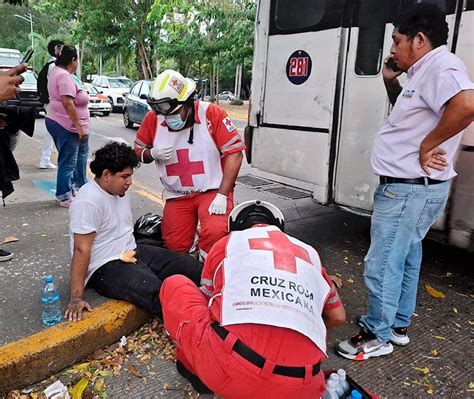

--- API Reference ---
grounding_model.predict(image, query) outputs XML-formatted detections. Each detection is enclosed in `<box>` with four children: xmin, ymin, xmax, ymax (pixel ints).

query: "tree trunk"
<box><xmin>116</xmin><ymin>52</ymin><xmax>122</xmax><ymax>76</ymax></box>
<box><xmin>137</xmin><ymin>41</ymin><xmax>152</xmax><ymax>79</ymax></box>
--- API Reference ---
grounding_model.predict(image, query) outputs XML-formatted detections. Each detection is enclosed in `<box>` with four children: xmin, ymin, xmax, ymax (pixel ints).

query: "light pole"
<box><xmin>14</xmin><ymin>13</ymin><xmax>34</xmax><ymax>50</ymax></box>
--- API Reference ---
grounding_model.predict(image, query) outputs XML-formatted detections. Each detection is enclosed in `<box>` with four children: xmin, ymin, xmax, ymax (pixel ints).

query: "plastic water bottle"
<box><xmin>323</xmin><ymin>379</ymin><xmax>339</xmax><ymax>399</ymax></box>
<box><xmin>329</xmin><ymin>373</ymin><xmax>344</xmax><ymax>397</ymax></box>
<box><xmin>350</xmin><ymin>389</ymin><xmax>363</xmax><ymax>399</ymax></box>
<box><xmin>41</xmin><ymin>275</ymin><xmax>61</xmax><ymax>326</ymax></box>
<box><xmin>337</xmin><ymin>369</ymin><xmax>351</xmax><ymax>395</ymax></box>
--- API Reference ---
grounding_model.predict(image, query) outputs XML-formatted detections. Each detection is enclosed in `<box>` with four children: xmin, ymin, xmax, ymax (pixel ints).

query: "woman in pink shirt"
<box><xmin>45</xmin><ymin>45</ymin><xmax>90</xmax><ymax>208</ymax></box>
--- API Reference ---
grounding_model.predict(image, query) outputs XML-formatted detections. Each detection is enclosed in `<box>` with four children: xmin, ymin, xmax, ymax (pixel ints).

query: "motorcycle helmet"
<box><xmin>228</xmin><ymin>200</ymin><xmax>285</xmax><ymax>232</ymax></box>
<box><xmin>134</xmin><ymin>213</ymin><xmax>163</xmax><ymax>241</ymax></box>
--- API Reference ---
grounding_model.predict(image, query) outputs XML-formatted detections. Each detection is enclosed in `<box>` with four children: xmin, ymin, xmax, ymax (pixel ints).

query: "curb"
<box><xmin>0</xmin><ymin>300</ymin><xmax>150</xmax><ymax>393</ymax></box>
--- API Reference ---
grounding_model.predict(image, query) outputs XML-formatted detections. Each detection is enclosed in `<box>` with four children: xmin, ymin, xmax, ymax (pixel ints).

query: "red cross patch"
<box><xmin>168</xmin><ymin>78</ymin><xmax>184</xmax><ymax>94</ymax></box>
<box><xmin>222</xmin><ymin>117</ymin><xmax>236</xmax><ymax>133</ymax></box>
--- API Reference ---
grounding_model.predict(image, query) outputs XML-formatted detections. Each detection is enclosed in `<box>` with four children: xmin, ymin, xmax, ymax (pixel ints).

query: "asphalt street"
<box><xmin>1</xmin><ymin>112</ymin><xmax>473</xmax><ymax>398</ymax></box>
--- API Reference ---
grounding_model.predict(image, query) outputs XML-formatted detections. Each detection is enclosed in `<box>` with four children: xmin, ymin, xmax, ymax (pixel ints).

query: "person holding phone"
<box><xmin>45</xmin><ymin>45</ymin><xmax>90</xmax><ymax>208</ymax></box>
<box><xmin>337</xmin><ymin>4</ymin><xmax>474</xmax><ymax>361</ymax></box>
<box><xmin>0</xmin><ymin>64</ymin><xmax>26</xmax><ymax>101</ymax></box>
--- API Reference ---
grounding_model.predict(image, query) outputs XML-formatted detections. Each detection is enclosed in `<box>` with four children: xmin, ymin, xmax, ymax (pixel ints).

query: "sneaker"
<box><xmin>57</xmin><ymin>198</ymin><xmax>74</xmax><ymax>208</ymax></box>
<box><xmin>390</xmin><ymin>327</ymin><xmax>410</xmax><ymax>346</ymax></box>
<box><xmin>0</xmin><ymin>249</ymin><xmax>14</xmax><ymax>262</ymax></box>
<box><xmin>336</xmin><ymin>326</ymin><xmax>393</xmax><ymax>361</ymax></box>
<box><xmin>38</xmin><ymin>162</ymin><xmax>57</xmax><ymax>169</ymax></box>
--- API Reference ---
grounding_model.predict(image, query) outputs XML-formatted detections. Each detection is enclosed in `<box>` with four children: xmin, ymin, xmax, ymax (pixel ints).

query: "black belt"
<box><xmin>379</xmin><ymin>176</ymin><xmax>445</xmax><ymax>185</ymax></box>
<box><xmin>211</xmin><ymin>322</ymin><xmax>320</xmax><ymax>378</ymax></box>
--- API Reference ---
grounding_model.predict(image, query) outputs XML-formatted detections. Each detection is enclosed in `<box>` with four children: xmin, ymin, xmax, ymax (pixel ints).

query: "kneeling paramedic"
<box><xmin>160</xmin><ymin>200</ymin><xmax>347</xmax><ymax>398</ymax></box>
<box><xmin>134</xmin><ymin>69</ymin><xmax>245</xmax><ymax>261</ymax></box>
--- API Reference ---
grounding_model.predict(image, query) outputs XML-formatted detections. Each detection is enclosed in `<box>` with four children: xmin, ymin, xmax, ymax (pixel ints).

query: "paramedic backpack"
<box><xmin>37</xmin><ymin>60</ymin><xmax>55</xmax><ymax>105</ymax></box>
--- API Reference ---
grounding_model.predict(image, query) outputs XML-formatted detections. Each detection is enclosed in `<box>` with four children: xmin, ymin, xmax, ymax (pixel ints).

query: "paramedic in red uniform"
<box><xmin>134</xmin><ymin>69</ymin><xmax>244</xmax><ymax>261</ymax></box>
<box><xmin>160</xmin><ymin>200</ymin><xmax>347</xmax><ymax>398</ymax></box>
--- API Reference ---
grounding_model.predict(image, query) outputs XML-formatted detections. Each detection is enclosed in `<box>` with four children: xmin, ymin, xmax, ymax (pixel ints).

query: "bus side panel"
<box><xmin>333</xmin><ymin>26</ymin><xmax>394</xmax><ymax>211</ymax></box>
<box><xmin>248</xmin><ymin>0</ymin><xmax>271</xmax><ymax>128</ymax></box>
<box><xmin>252</xmin><ymin>127</ymin><xmax>330</xmax><ymax>201</ymax></box>
<box><xmin>446</xmin><ymin>9</ymin><xmax>474</xmax><ymax>250</ymax></box>
<box><xmin>262</xmin><ymin>30</ymin><xmax>340</xmax><ymax>129</ymax></box>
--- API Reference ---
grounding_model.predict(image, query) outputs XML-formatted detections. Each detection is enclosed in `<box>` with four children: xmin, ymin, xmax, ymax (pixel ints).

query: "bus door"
<box><xmin>333</xmin><ymin>0</ymin><xmax>459</xmax><ymax>211</ymax></box>
<box><xmin>257</xmin><ymin>0</ymin><xmax>345</xmax><ymax>202</ymax></box>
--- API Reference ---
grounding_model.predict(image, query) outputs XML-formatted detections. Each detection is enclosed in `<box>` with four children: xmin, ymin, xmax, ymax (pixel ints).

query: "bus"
<box><xmin>245</xmin><ymin>0</ymin><xmax>474</xmax><ymax>250</ymax></box>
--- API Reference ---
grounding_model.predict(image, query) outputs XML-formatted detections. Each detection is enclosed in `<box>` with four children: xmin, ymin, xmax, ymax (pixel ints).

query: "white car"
<box><xmin>84</xmin><ymin>83</ymin><xmax>112</xmax><ymax>116</ymax></box>
<box><xmin>91</xmin><ymin>76</ymin><xmax>133</xmax><ymax>111</ymax></box>
<box><xmin>218</xmin><ymin>91</ymin><xmax>235</xmax><ymax>101</ymax></box>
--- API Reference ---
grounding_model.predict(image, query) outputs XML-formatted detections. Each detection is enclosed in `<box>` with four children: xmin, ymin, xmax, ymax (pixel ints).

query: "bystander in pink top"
<box><xmin>47</xmin><ymin>66</ymin><xmax>90</xmax><ymax>134</ymax></box>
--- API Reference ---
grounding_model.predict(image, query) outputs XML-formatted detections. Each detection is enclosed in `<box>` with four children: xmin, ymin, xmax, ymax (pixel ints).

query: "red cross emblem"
<box><xmin>171</xmin><ymin>79</ymin><xmax>179</xmax><ymax>87</ymax></box>
<box><xmin>222</xmin><ymin>117</ymin><xmax>236</xmax><ymax>132</ymax></box>
<box><xmin>248</xmin><ymin>231</ymin><xmax>313</xmax><ymax>274</ymax></box>
<box><xmin>165</xmin><ymin>149</ymin><xmax>205</xmax><ymax>187</ymax></box>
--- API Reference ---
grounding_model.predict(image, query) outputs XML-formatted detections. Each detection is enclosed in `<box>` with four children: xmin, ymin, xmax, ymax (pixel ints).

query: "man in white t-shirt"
<box><xmin>64</xmin><ymin>141</ymin><xmax>202</xmax><ymax>321</ymax></box>
<box><xmin>337</xmin><ymin>4</ymin><xmax>474</xmax><ymax>361</ymax></box>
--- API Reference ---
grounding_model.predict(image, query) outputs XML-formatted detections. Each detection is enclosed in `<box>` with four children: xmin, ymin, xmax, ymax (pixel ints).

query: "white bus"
<box><xmin>245</xmin><ymin>0</ymin><xmax>474</xmax><ymax>250</ymax></box>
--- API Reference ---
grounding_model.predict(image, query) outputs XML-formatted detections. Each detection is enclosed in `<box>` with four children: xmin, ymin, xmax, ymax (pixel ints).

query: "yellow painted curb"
<box><xmin>0</xmin><ymin>300</ymin><xmax>150</xmax><ymax>393</ymax></box>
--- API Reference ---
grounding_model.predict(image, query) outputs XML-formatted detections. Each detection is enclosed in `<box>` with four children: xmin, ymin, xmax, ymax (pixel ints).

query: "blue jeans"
<box><xmin>360</xmin><ymin>181</ymin><xmax>450</xmax><ymax>342</ymax></box>
<box><xmin>45</xmin><ymin>118</ymin><xmax>89</xmax><ymax>200</ymax></box>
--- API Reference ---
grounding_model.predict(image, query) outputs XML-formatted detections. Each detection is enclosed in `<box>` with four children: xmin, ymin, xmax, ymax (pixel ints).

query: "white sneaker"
<box><xmin>38</xmin><ymin>162</ymin><xmax>57</xmax><ymax>169</ymax></box>
<box><xmin>390</xmin><ymin>327</ymin><xmax>410</xmax><ymax>346</ymax></box>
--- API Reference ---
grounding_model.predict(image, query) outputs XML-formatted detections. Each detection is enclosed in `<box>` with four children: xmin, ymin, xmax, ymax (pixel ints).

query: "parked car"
<box><xmin>5</xmin><ymin>70</ymin><xmax>45</xmax><ymax>117</ymax></box>
<box><xmin>91</xmin><ymin>75</ymin><xmax>133</xmax><ymax>112</ymax></box>
<box><xmin>84</xmin><ymin>83</ymin><xmax>112</xmax><ymax>116</ymax></box>
<box><xmin>218</xmin><ymin>90</ymin><xmax>235</xmax><ymax>101</ymax></box>
<box><xmin>123</xmin><ymin>79</ymin><xmax>152</xmax><ymax>128</ymax></box>
<box><xmin>0</xmin><ymin>48</ymin><xmax>22</xmax><ymax>68</ymax></box>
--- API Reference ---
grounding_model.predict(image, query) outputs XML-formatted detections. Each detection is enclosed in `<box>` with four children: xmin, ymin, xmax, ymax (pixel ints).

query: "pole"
<box><xmin>29</xmin><ymin>14</ymin><xmax>34</xmax><ymax>50</ymax></box>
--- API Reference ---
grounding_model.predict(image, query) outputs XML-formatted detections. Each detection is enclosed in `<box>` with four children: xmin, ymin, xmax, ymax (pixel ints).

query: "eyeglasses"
<box><xmin>147</xmin><ymin>98</ymin><xmax>182</xmax><ymax>115</ymax></box>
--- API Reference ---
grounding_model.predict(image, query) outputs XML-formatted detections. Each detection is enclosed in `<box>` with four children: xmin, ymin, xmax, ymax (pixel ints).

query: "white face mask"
<box><xmin>165</xmin><ymin>113</ymin><xmax>186</xmax><ymax>131</ymax></box>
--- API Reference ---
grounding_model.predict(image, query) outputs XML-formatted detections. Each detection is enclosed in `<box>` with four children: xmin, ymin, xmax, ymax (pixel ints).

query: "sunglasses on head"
<box><xmin>147</xmin><ymin>98</ymin><xmax>183</xmax><ymax>115</ymax></box>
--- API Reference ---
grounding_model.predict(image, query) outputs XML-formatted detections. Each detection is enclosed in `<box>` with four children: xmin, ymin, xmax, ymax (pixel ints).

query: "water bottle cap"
<box><xmin>351</xmin><ymin>389</ymin><xmax>363</xmax><ymax>399</ymax></box>
<box><xmin>44</xmin><ymin>275</ymin><xmax>54</xmax><ymax>283</ymax></box>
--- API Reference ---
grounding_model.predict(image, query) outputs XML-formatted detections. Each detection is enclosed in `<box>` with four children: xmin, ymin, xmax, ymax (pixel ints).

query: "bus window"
<box><xmin>355</xmin><ymin>0</ymin><xmax>387</xmax><ymax>76</ymax></box>
<box><xmin>270</xmin><ymin>0</ymin><xmax>344</xmax><ymax>35</ymax></box>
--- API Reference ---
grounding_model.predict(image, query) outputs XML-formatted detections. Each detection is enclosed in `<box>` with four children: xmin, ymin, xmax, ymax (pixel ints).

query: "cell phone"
<box><xmin>386</xmin><ymin>58</ymin><xmax>401</xmax><ymax>72</ymax></box>
<box><xmin>21</xmin><ymin>49</ymin><xmax>34</xmax><ymax>64</ymax></box>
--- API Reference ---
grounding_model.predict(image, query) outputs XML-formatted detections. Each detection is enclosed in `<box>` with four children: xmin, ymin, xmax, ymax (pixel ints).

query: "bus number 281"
<box><xmin>289</xmin><ymin>57</ymin><xmax>309</xmax><ymax>77</ymax></box>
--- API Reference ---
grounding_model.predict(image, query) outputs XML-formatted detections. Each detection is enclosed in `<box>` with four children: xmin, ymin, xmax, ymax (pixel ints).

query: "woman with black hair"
<box><xmin>45</xmin><ymin>45</ymin><xmax>90</xmax><ymax>208</ymax></box>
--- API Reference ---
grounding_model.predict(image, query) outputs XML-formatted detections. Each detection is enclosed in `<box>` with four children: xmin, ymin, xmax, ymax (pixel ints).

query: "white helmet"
<box><xmin>148</xmin><ymin>69</ymin><xmax>196</xmax><ymax>115</ymax></box>
<box><xmin>228</xmin><ymin>200</ymin><xmax>285</xmax><ymax>232</ymax></box>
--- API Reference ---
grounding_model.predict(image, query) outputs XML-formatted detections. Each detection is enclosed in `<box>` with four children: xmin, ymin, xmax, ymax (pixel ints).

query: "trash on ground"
<box><xmin>44</xmin><ymin>380</ymin><xmax>70</xmax><ymax>399</ymax></box>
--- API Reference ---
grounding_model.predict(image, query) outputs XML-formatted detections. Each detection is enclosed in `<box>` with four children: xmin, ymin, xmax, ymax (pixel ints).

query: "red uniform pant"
<box><xmin>161</xmin><ymin>191</ymin><xmax>233</xmax><ymax>260</ymax></box>
<box><xmin>160</xmin><ymin>275</ymin><xmax>325</xmax><ymax>399</ymax></box>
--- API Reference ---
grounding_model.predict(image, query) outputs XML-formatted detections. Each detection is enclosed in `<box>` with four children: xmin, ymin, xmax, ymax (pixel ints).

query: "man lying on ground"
<box><xmin>65</xmin><ymin>141</ymin><xmax>202</xmax><ymax>321</ymax></box>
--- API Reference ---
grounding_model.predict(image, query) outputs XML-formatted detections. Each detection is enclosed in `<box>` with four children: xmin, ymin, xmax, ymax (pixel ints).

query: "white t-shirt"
<box><xmin>371</xmin><ymin>46</ymin><xmax>474</xmax><ymax>180</ymax></box>
<box><xmin>69</xmin><ymin>180</ymin><xmax>136</xmax><ymax>284</ymax></box>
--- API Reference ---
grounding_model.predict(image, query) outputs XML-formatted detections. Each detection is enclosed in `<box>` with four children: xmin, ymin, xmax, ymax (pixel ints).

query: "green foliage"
<box><xmin>3</xmin><ymin>0</ymin><xmax>256</xmax><ymax>94</ymax></box>
<box><xmin>0</xmin><ymin>3</ymin><xmax>62</xmax><ymax>64</ymax></box>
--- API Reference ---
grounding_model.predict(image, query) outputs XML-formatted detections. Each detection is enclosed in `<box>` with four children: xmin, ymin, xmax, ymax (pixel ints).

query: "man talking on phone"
<box><xmin>337</xmin><ymin>4</ymin><xmax>474</xmax><ymax>361</ymax></box>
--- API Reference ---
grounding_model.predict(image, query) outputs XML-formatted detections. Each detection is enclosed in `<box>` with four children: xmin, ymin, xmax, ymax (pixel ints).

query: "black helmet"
<box><xmin>228</xmin><ymin>200</ymin><xmax>285</xmax><ymax>232</ymax></box>
<box><xmin>134</xmin><ymin>213</ymin><xmax>162</xmax><ymax>241</ymax></box>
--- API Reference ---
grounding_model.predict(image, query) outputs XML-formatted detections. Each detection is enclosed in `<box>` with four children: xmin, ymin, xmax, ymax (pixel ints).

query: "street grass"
<box><xmin>219</xmin><ymin>101</ymin><xmax>249</xmax><ymax>121</ymax></box>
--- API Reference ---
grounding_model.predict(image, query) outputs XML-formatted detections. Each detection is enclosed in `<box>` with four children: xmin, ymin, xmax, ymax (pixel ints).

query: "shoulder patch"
<box><xmin>222</xmin><ymin>116</ymin><xmax>236</xmax><ymax>133</ymax></box>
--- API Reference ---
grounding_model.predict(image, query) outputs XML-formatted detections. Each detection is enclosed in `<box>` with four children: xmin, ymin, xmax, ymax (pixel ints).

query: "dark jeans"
<box><xmin>88</xmin><ymin>244</ymin><xmax>202</xmax><ymax>315</ymax></box>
